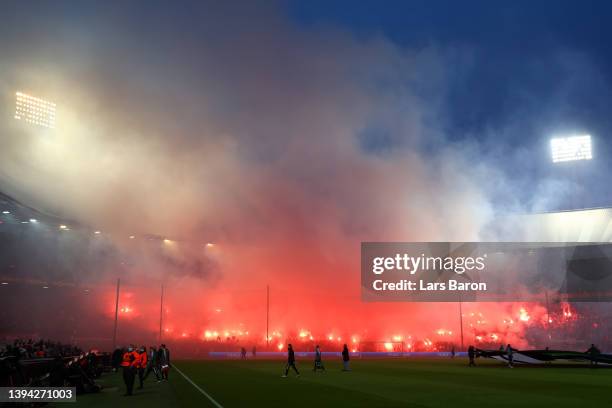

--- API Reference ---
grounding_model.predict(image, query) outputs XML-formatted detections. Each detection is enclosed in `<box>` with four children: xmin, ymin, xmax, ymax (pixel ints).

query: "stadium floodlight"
<box><xmin>550</xmin><ymin>134</ymin><xmax>592</xmax><ymax>163</ymax></box>
<box><xmin>14</xmin><ymin>91</ymin><xmax>56</xmax><ymax>128</ymax></box>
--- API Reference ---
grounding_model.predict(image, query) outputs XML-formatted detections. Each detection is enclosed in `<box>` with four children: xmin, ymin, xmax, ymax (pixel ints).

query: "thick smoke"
<box><xmin>0</xmin><ymin>2</ymin><xmax>606</xmax><ymax>349</ymax></box>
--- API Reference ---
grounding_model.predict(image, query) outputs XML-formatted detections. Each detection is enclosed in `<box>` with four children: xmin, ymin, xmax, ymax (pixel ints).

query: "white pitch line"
<box><xmin>173</xmin><ymin>364</ymin><xmax>224</xmax><ymax>408</ymax></box>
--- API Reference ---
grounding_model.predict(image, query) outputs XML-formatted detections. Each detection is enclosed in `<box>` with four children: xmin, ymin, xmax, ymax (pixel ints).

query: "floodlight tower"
<box><xmin>14</xmin><ymin>91</ymin><xmax>56</xmax><ymax>129</ymax></box>
<box><xmin>550</xmin><ymin>135</ymin><xmax>592</xmax><ymax>163</ymax></box>
<box><xmin>550</xmin><ymin>134</ymin><xmax>593</xmax><ymax>209</ymax></box>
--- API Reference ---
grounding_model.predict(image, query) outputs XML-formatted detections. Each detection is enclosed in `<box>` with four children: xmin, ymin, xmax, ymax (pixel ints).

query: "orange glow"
<box><xmin>119</xmin><ymin>306</ymin><xmax>133</xmax><ymax>314</ymax></box>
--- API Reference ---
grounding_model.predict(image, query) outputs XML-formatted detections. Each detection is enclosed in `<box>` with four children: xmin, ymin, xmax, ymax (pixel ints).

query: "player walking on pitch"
<box><xmin>342</xmin><ymin>344</ymin><xmax>351</xmax><ymax>371</ymax></box>
<box><xmin>468</xmin><ymin>345</ymin><xmax>476</xmax><ymax>367</ymax></box>
<box><xmin>313</xmin><ymin>345</ymin><xmax>325</xmax><ymax>372</ymax></box>
<box><xmin>282</xmin><ymin>344</ymin><xmax>300</xmax><ymax>377</ymax></box>
<box><xmin>506</xmin><ymin>344</ymin><xmax>514</xmax><ymax>368</ymax></box>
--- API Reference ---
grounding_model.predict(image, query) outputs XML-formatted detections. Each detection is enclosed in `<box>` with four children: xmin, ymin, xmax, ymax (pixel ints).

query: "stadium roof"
<box><xmin>501</xmin><ymin>207</ymin><xmax>612</xmax><ymax>242</ymax></box>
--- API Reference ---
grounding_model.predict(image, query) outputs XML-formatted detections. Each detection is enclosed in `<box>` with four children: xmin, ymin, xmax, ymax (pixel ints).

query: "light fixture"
<box><xmin>15</xmin><ymin>91</ymin><xmax>56</xmax><ymax>129</ymax></box>
<box><xmin>551</xmin><ymin>134</ymin><xmax>592</xmax><ymax>163</ymax></box>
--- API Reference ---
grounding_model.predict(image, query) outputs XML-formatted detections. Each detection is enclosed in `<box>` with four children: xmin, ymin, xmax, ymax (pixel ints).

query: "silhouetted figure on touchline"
<box><xmin>342</xmin><ymin>344</ymin><xmax>351</xmax><ymax>371</ymax></box>
<box><xmin>282</xmin><ymin>344</ymin><xmax>300</xmax><ymax>378</ymax></box>
<box><xmin>313</xmin><ymin>345</ymin><xmax>325</xmax><ymax>372</ymax></box>
<box><xmin>468</xmin><ymin>345</ymin><xmax>476</xmax><ymax>367</ymax></box>
<box><xmin>587</xmin><ymin>343</ymin><xmax>600</xmax><ymax>367</ymax></box>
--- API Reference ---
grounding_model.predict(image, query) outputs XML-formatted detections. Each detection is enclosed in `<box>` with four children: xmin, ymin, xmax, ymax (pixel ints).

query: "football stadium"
<box><xmin>3</xmin><ymin>1</ymin><xmax>612</xmax><ymax>407</ymax></box>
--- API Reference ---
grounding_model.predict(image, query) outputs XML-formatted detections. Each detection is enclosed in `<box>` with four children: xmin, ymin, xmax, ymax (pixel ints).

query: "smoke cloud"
<box><xmin>0</xmin><ymin>2</ymin><xmax>608</xmax><ymax>350</ymax></box>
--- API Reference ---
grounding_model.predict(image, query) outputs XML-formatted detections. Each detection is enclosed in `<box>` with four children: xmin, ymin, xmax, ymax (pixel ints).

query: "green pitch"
<box><xmin>68</xmin><ymin>358</ymin><xmax>612</xmax><ymax>407</ymax></box>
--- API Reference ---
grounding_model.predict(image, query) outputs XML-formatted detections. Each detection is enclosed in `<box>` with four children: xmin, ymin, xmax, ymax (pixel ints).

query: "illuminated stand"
<box><xmin>14</xmin><ymin>91</ymin><xmax>56</xmax><ymax>129</ymax></box>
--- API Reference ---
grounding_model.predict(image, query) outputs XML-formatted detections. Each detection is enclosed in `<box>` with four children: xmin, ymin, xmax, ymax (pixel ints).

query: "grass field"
<box><xmin>66</xmin><ymin>358</ymin><xmax>612</xmax><ymax>407</ymax></box>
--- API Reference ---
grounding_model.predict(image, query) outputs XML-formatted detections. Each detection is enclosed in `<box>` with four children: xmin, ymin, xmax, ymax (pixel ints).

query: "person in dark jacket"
<box><xmin>158</xmin><ymin>344</ymin><xmax>170</xmax><ymax>381</ymax></box>
<box><xmin>468</xmin><ymin>345</ymin><xmax>476</xmax><ymax>366</ymax></box>
<box><xmin>144</xmin><ymin>346</ymin><xmax>160</xmax><ymax>381</ymax></box>
<box><xmin>341</xmin><ymin>344</ymin><xmax>351</xmax><ymax>371</ymax></box>
<box><xmin>506</xmin><ymin>344</ymin><xmax>514</xmax><ymax>368</ymax></box>
<box><xmin>587</xmin><ymin>343</ymin><xmax>600</xmax><ymax>367</ymax></box>
<box><xmin>282</xmin><ymin>344</ymin><xmax>300</xmax><ymax>378</ymax></box>
<box><xmin>111</xmin><ymin>348</ymin><xmax>123</xmax><ymax>372</ymax></box>
<box><xmin>313</xmin><ymin>345</ymin><xmax>325</xmax><ymax>372</ymax></box>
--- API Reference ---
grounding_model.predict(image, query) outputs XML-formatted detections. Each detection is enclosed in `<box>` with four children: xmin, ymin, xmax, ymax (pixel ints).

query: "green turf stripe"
<box><xmin>173</xmin><ymin>364</ymin><xmax>224</xmax><ymax>408</ymax></box>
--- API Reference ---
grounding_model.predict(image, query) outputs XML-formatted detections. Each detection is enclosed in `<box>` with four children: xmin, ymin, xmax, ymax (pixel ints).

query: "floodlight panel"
<box><xmin>14</xmin><ymin>91</ymin><xmax>56</xmax><ymax>128</ymax></box>
<box><xmin>550</xmin><ymin>135</ymin><xmax>592</xmax><ymax>163</ymax></box>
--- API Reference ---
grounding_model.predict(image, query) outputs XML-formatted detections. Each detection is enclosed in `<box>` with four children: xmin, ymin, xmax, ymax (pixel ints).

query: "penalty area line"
<box><xmin>172</xmin><ymin>364</ymin><xmax>224</xmax><ymax>408</ymax></box>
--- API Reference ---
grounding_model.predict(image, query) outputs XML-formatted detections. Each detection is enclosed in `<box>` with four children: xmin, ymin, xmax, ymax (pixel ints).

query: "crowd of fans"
<box><xmin>0</xmin><ymin>338</ymin><xmax>104</xmax><ymax>393</ymax></box>
<box><xmin>1</xmin><ymin>338</ymin><xmax>82</xmax><ymax>360</ymax></box>
<box><xmin>0</xmin><ymin>338</ymin><xmax>174</xmax><ymax>399</ymax></box>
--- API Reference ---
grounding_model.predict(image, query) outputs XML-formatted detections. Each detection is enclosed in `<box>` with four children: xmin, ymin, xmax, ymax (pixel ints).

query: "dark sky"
<box><xmin>286</xmin><ymin>0</ymin><xmax>612</xmax><ymax>210</ymax></box>
<box><xmin>287</xmin><ymin>0</ymin><xmax>612</xmax><ymax>133</ymax></box>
